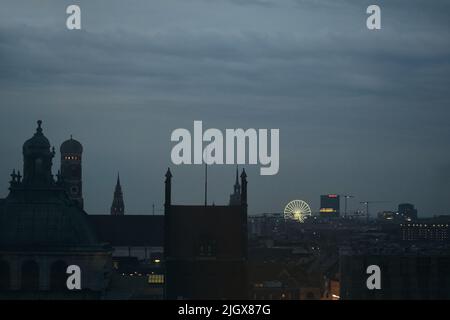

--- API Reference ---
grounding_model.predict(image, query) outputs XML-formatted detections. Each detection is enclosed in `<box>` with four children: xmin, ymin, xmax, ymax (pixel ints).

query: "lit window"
<box><xmin>148</xmin><ymin>274</ymin><xmax>164</xmax><ymax>284</ymax></box>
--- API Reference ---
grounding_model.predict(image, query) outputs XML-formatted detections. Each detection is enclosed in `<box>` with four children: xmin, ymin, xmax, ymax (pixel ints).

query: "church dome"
<box><xmin>0</xmin><ymin>121</ymin><xmax>105</xmax><ymax>251</ymax></box>
<box><xmin>0</xmin><ymin>190</ymin><xmax>103</xmax><ymax>249</ymax></box>
<box><xmin>60</xmin><ymin>136</ymin><xmax>83</xmax><ymax>154</ymax></box>
<box><xmin>22</xmin><ymin>120</ymin><xmax>51</xmax><ymax>155</ymax></box>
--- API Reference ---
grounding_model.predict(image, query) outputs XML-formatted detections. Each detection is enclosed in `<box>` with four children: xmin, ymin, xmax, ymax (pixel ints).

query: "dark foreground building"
<box><xmin>89</xmin><ymin>214</ymin><xmax>165</xmax><ymax>299</ymax></box>
<box><xmin>340</xmin><ymin>242</ymin><xmax>450</xmax><ymax>299</ymax></box>
<box><xmin>164</xmin><ymin>168</ymin><xmax>249</xmax><ymax>299</ymax></box>
<box><xmin>0</xmin><ymin>121</ymin><xmax>111</xmax><ymax>299</ymax></box>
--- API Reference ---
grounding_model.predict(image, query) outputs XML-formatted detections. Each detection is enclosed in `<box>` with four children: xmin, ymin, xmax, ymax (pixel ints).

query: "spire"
<box><xmin>116</xmin><ymin>172</ymin><xmax>121</xmax><ymax>190</ymax></box>
<box><xmin>240</xmin><ymin>168</ymin><xmax>247</xmax><ymax>179</ymax></box>
<box><xmin>234</xmin><ymin>165</ymin><xmax>240</xmax><ymax>192</ymax></box>
<box><xmin>240</xmin><ymin>168</ymin><xmax>247</xmax><ymax>206</ymax></box>
<box><xmin>165</xmin><ymin>167</ymin><xmax>172</xmax><ymax>180</ymax></box>
<box><xmin>204</xmin><ymin>163</ymin><xmax>208</xmax><ymax>207</ymax></box>
<box><xmin>10</xmin><ymin>169</ymin><xmax>17</xmax><ymax>183</ymax></box>
<box><xmin>114</xmin><ymin>172</ymin><xmax>123</xmax><ymax>194</ymax></box>
<box><xmin>229</xmin><ymin>166</ymin><xmax>241</xmax><ymax>206</ymax></box>
<box><xmin>9</xmin><ymin>169</ymin><xmax>23</xmax><ymax>186</ymax></box>
<box><xmin>111</xmin><ymin>172</ymin><xmax>125</xmax><ymax>215</ymax></box>
<box><xmin>36</xmin><ymin>120</ymin><xmax>43</xmax><ymax>134</ymax></box>
<box><xmin>165</xmin><ymin>167</ymin><xmax>172</xmax><ymax>207</ymax></box>
<box><xmin>22</xmin><ymin>120</ymin><xmax>54</xmax><ymax>186</ymax></box>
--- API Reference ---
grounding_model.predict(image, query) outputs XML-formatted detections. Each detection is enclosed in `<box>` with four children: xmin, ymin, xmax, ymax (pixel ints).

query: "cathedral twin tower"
<box><xmin>59</xmin><ymin>131</ymin><xmax>124</xmax><ymax>215</ymax></box>
<box><xmin>30</xmin><ymin>121</ymin><xmax>125</xmax><ymax>215</ymax></box>
<box><xmin>60</xmin><ymin>134</ymin><xmax>84</xmax><ymax>209</ymax></box>
<box><xmin>33</xmin><ymin>120</ymin><xmax>239</xmax><ymax>216</ymax></box>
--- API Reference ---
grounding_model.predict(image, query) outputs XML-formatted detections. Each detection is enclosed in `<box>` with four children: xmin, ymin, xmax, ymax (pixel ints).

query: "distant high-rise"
<box><xmin>229</xmin><ymin>166</ymin><xmax>241</xmax><ymax>206</ymax></box>
<box><xmin>111</xmin><ymin>174</ymin><xmax>125</xmax><ymax>215</ymax></box>
<box><xmin>60</xmin><ymin>135</ymin><xmax>84</xmax><ymax>209</ymax></box>
<box><xmin>320</xmin><ymin>194</ymin><xmax>340</xmax><ymax>217</ymax></box>
<box><xmin>398</xmin><ymin>203</ymin><xmax>417</xmax><ymax>220</ymax></box>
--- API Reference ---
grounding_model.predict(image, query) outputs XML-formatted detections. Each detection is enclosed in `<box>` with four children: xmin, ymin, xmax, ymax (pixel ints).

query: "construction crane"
<box><xmin>359</xmin><ymin>201</ymin><xmax>391</xmax><ymax>222</ymax></box>
<box><xmin>341</xmin><ymin>195</ymin><xmax>354</xmax><ymax>217</ymax></box>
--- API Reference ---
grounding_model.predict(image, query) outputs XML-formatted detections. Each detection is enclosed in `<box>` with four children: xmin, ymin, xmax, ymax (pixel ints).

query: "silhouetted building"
<box><xmin>164</xmin><ymin>168</ymin><xmax>248</xmax><ymax>299</ymax></box>
<box><xmin>320</xmin><ymin>194</ymin><xmax>340</xmax><ymax>217</ymax></box>
<box><xmin>398</xmin><ymin>203</ymin><xmax>418</xmax><ymax>220</ymax></box>
<box><xmin>229</xmin><ymin>166</ymin><xmax>241</xmax><ymax>206</ymax></box>
<box><xmin>340</xmin><ymin>242</ymin><xmax>450</xmax><ymax>299</ymax></box>
<box><xmin>89</xmin><ymin>215</ymin><xmax>164</xmax><ymax>260</ymax></box>
<box><xmin>248</xmin><ymin>213</ymin><xmax>285</xmax><ymax>239</ymax></box>
<box><xmin>400</xmin><ymin>216</ymin><xmax>450</xmax><ymax>242</ymax></box>
<box><xmin>60</xmin><ymin>136</ymin><xmax>84</xmax><ymax>209</ymax></box>
<box><xmin>111</xmin><ymin>174</ymin><xmax>125</xmax><ymax>215</ymax></box>
<box><xmin>376</xmin><ymin>210</ymin><xmax>412</xmax><ymax>223</ymax></box>
<box><xmin>88</xmin><ymin>215</ymin><xmax>165</xmax><ymax>299</ymax></box>
<box><xmin>0</xmin><ymin>121</ymin><xmax>111</xmax><ymax>299</ymax></box>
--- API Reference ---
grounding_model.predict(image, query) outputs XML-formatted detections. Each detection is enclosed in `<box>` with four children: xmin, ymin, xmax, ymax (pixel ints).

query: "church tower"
<box><xmin>110</xmin><ymin>173</ymin><xmax>125</xmax><ymax>215</ymax></box>
<box><xmin>229</xmin><ymin>166</ymin><xmax>241</xmax><ymax>206</ymax></box>
<box><xmin>60</xmin><ymin>135</ymin><xmax>84</xmax><ymax>209</ymax></box>
<box><xmin>22</xmin><ymin>120</ymin><xmax>56</xmax><ymax>187</ymax></box>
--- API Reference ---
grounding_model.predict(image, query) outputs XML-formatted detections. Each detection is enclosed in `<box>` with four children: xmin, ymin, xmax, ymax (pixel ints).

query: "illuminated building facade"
<box><xmin>400</xmin><ymin>216</ymin><xmax>450</xmax><ymax>242</ymax></box>
<box><xmin>320</xmin><ymin>194</ymin><xmax>340</xmax><ymax>217</ymax></box>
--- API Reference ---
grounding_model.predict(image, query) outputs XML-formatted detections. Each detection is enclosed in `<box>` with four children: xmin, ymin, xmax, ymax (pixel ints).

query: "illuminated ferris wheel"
<box><xmin>284</xmin><ymin>200</ymin><xmax>312</xmax><ymax>222</ymax></box>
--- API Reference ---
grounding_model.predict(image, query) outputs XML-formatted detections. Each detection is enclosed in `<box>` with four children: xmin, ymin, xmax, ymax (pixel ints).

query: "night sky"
<box><xmin>0</xmin><ymin>0</ymin><xmax>449</xmax><ymax>216</ymax></box>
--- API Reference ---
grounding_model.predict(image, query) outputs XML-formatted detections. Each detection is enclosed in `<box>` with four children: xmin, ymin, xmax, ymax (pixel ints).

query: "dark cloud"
<box><xmin>0</xmin><ymin>0</ymin><xmax>449</xmax><ymax>215</ymax></box>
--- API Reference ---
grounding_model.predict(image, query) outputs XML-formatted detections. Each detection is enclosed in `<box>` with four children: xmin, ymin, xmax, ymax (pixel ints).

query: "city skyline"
<box><xmin>1</xmin><ymin>0</ymin><xmax>449</xmax><ymax>216</ymax></box>
<box><xmin>0</xmin><ymin>120</ymin><xmax>436</xmax><ymax>217</ymax></box>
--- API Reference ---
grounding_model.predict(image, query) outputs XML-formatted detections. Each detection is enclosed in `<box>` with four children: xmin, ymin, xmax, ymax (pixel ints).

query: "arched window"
<box><xmin>50</xmin><ymin>260</ymin><xmax>68</xmax><ymax>291</ymax></box>
<box><xmin>21</xmin><ymin>260</ymin><xmax>39</xmax><ymax>291</ymax></box>
<box><xmin>0</xmin><ymin>260</ymin><xmax>10</xmax><ymax>290</ymax></box>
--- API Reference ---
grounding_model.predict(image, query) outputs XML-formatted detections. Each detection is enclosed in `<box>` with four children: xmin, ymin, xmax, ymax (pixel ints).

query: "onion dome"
<box><xmin>60</xmin><ymin>135</ymin><xmax>83</xmax><ymax>154</ymax></box>
<box><xmin>22</xmin><ymin>120</ymin><xmax>51</xmax><ymax>156</ymax></box>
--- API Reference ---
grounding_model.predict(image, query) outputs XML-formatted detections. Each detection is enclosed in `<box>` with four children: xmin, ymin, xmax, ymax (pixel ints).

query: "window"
<box><xmin>148</xmin><ymin>274</ymin><xmax>164</xmax><ymax>284</ymax></box>
<box><xmin>198</xmin><ymin>236</ymin><xmax>217</xmax><ymax>257</ymax></box>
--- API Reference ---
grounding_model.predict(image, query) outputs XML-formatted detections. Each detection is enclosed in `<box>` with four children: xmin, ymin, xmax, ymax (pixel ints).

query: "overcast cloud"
<box><xmin>0</xmin><ymin>0</ymin><xmax>449</xmax><ymax>216</ymax></box>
